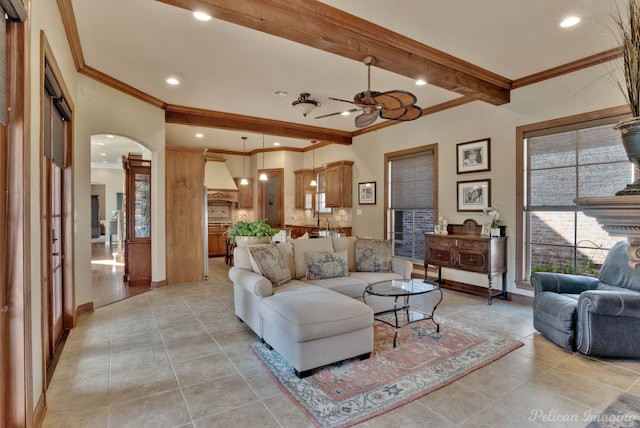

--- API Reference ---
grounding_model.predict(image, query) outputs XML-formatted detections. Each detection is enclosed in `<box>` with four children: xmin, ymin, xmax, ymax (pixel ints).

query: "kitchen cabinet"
<box><xmin>208</xmin><ymin>225</ymin><xmax>227</xmax><ymax>257</ymax></box>
<box><xmin>235</xmin><ymin>178</ymin><xmax>253</xmax><ymax>209</ymax></box>
<box><xmin>286</xmin><ymin>225</ymin><xmax>352</xmax><ymax>238</ymax></box>
<box><xmin>122</xmin><ymin>154</ymin><xmax>152</xmax><ymax>286</ymax></box>
<box><xmin>324</xmin><ymin>161</ymin><xmax>353</xmax><ymax>208</ymax></box>
<box><xmin>293</xmin><ymin>169</ymin><xmax>315</xmax><ymax>210</ymax></box>
<box><xmin>424</xmin><ymin>219</ymin><xmax>507</xmax><ymax>304</ymax></box>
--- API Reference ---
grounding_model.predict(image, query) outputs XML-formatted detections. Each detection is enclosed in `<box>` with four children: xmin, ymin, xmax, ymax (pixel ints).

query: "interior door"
<box><xmin>258</xmin><ymin>169</ymin><xmax>284</xmax><ymax>228</ymax></box>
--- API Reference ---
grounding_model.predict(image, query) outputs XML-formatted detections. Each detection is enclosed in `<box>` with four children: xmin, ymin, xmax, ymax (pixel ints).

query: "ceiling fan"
<box><xmin>315</xmin><ymin>56</ymin><xmax>423</xmax><ymax>128</ymax></box>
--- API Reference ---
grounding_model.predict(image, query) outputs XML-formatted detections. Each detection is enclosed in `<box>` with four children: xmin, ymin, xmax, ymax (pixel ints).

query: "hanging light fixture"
<box><xmin>292</xmin><ymin>93</ymin><xmax>320</xmax><ymax>117</ymax></box>
<box><xmin>240</xmin><ymin>136</ymin><xmax>248</xmax><ymax>185</ymax></box>
<box><xmin>259</xmin><ymin>135</ymin><xmax>268</xmax><ymax>181</ymax></box>
<box><xmin>310</xmin><ymin>140</ymin><xmax>317</xmax><ymax>187</ymax></box>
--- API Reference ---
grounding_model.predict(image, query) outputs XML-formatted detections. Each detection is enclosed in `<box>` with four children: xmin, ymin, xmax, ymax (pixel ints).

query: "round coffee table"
<box><xmin>364</xmin><ymin>279</ymin><xmax>443</xmax><ymax>348</ymax></box>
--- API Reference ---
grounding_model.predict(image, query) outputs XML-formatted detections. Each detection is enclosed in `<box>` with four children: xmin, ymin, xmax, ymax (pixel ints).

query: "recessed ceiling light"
<box><xmin>166</xmin><ymin>77</ymin><xmax>180</xmax><ymax>85</ymax></box>
<box><xmin>560</xmin><ymin>16</ymin><xmax>580</xmax><ymax>28</ymax></box>
<box><xmin>415</xmin><ymin>79</ymin><xmax>427</xmax><ymax>86</ymax></box>
<box><xmin>106</xmin><ymin>134</ymin><xmax>114</xmax><ymax>138</ymax></box>
<box><xmin>195</xmin><ymin>133</ymin><xmax>204</xmax><ymax>138</ymax></box>
<box><xmin>273</xmin><ymin>142</ymin><xmax>281</xmax><ymax>146</ymax></box>
<box><xmin>341</xmin><ymin>111</ymin><xmax>351</xmax><ymax>116</ymax></box>
<box><xmin>97</xmin><ymin>142</ymin><xmax>105</xmax><ymax>146</ymax></box>
<box><xmin>193</xmin><ymin>11</ymin><xmax>211</xmax><ymax>21</ymax></box>
<box><xmin>102</xmin><ymin>160</ymin><xmax>107</xmax><ymax>163</ymax></box>
<box><xmin>100</xmin><ymin>153</ymin><xmax>107</xmax><ymax>156</ymax></box>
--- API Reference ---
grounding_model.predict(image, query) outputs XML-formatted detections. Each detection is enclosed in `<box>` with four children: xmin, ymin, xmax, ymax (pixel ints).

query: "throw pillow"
<box><xmin>304</xmin><ymin>249</ymin><xmax>349</xmax><ymax>280</ymax></box>
<box><xmin>247</xmin><ymin>244</ymin><xmax>292</xmax><ymax>286</ymax></box>
<box><xmin>355</xmin><ymin>238</ymin><xmax>392</xmax><ymax>272</ymax></box>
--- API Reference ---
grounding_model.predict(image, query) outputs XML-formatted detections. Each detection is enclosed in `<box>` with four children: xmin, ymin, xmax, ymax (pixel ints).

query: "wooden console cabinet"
<box><xmin>424</xmin><ymin>219</ymin><xmax>507</xmax><ymax>304</ymax></box>
<box><xmin>208</xmin><ymin>225</ymin><xmax>227</xmax><ymax>257</ymax></box>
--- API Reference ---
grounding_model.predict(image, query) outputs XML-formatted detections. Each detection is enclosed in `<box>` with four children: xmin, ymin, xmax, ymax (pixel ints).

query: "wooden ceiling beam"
<box><xmin>156</xmin><ymin>0</ymin><xmax>512</xmax><ymax>105</ymax></box>
<box><xmin>165</xmin><ymin>105</ymin><xmax>352</xmax><ymax>145</ymax></box>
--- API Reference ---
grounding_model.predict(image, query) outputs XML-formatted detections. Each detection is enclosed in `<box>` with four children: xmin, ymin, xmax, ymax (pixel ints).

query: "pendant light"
<box><xmin>310</xmin><ymin>140</ymin><xmax>317</xmax><ymax>187</ymax></box>
<box><xmin>259</xmin><ymin>134</ymin><xmax>268</xmax><ymax>181</ymax></box>
<box><xmin>239</xmin><ymin>136</ymin><xmax>248</xmax><ymax>185</ymax></box>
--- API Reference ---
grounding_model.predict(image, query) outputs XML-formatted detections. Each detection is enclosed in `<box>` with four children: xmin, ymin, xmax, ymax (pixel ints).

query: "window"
<box><xmin>516</xmin><ymin>107</ymin><xmax>633</xmax><ymax>287</ymax></box>
<box><xmin>385</xmin><ymin>145</ymin><xmax>437</xmax><ymax>262</ymax></box>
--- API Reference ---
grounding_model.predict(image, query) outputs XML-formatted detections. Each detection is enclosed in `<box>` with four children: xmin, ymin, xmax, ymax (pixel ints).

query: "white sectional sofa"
<box><xmin>228</xmin><ymin>236</ymin><xmax>413</xmax><ymax>377</ymax></box>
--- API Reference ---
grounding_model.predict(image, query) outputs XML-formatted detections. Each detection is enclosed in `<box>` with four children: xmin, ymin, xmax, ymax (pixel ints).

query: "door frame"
<box><xmin>257</xmin><ymin>168</ymin><xmax>284</xmax><ymax>227</ymax></box>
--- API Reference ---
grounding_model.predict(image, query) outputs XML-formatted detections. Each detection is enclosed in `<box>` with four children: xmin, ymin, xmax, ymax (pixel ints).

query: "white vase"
<box><xmin>235</xmin><ymin>236</ymin><xmax>272</xmax><ymax>247</ymax></box>
<box><xmin>490</xmin><ymin>228</ymin><xmax>501</xmax><ymax>238</ymax></box>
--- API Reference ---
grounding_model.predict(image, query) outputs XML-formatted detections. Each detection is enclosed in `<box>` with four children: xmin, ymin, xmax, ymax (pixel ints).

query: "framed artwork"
<box><xmin>358</xmin><ymin>181</ymin><xmax>376</xmax><ymax>205</ymax></box>
<box><xmin>457</xmin><ymin>179</ymin><xmax>490</xmax><ymax>212</ymax></box>
<box><xmin>456</xmin><ymin>138</ymin><xmax>491</xmax><ymax>174</ymax></box>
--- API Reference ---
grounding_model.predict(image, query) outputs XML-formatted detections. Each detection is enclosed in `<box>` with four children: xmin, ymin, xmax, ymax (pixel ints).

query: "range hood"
<box><xmin>204</xmin><ymin>156</ymin><xmax>237</xmax><ymax>191</ymax></box>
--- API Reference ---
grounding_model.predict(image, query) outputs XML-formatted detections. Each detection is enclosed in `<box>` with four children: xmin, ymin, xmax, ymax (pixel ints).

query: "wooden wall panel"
<box><xmin>165</xmin><ymin>147</ymin><xmax>205</xmax><ymax>284</ymax></box>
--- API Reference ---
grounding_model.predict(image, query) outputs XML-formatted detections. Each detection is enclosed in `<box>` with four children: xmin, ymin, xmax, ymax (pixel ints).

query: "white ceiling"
<box><xmin>82</xmin><ymin>0</ymin><xmax>622</xmax><ymax>166</ymax></box>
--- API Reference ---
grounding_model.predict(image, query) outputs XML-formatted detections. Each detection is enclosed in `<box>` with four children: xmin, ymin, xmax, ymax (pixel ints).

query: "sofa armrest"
<box><xmin>530</xmin><ymin>272</ymin><xmax>598</xmax><ymax>295</ymax></box>
<box><xmin>578</xmin><ymin>290</ymin><xmax>640</xmax><ymax>318</ymax></box>
<box><xmin>228</xmin><ymin>267</ymin><xmax>273</xmax><ymax>298</ymax></box>
<box><xmin>392</xmin><ymin>258</ymin><xmax>413</xmax><ymax>280</ymax></box>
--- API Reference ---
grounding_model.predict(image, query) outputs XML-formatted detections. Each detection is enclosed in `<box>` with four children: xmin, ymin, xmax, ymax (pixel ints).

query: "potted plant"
<box><xmin>226</xmin><ymin>219</ymin><xmax>279</xmax><ymax>247</ymax></box>
<box><xmin>611</xmin><ymin>0</ymin><xmax>640</xmax><ymax>194</ymax></box>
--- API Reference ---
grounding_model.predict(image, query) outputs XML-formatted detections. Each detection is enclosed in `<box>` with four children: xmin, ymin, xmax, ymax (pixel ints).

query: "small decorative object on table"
<box><xmin>482</xmin><ymin>206</ymin><xmax>501</xmax><ymax>237</ymax></box>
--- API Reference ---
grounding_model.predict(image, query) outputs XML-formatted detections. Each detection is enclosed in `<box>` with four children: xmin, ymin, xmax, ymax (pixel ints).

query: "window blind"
<box><xmin>389</xmin><ymin>150</ymin><xmax>434</xmax><ymax>209</ymax></box>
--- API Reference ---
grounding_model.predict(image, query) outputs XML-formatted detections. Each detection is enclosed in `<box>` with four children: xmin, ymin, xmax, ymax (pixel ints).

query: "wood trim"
<box><xmin>512</xmin><ymin>48</ymin><xmax>622</xmax><ymax>89</ymax></box>
<box><xmin>165</xmin><ymin>105</ymin><xmax>352</xmax><ymax>145</ymax></box>
<box><xmin>33</xmin><ymin>393</ymin><xmax>46</xmax><ymax>428</ymax></box>
<box><xmin>514</xmin><ymin>105</ymin><xmax>631</xmax><ymax>291</ymax></box>
<box><xmin>76</xmin><ymin>302</ymin><xmax>94</xmax><ymax>317</ymax></box>
<box><xmin>156</xmin><ymin>0</ymin><xmax>511</xmax><ymax>105</ymax></box>
<box><xmin>150</xmin><ymin>280</ymin><xmax>168</xmax><ymax>288</ymax></box>
<box><xmin>56</xmin><ymin>0</ymin><xmax>84</xmax><ymax>71</ymax></box>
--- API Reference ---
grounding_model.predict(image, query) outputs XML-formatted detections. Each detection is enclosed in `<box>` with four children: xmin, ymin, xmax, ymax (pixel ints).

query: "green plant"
<box><xmin>491</xmin><ymin>219</ymin><xmax>501</xmax><ymax>228</ymax></box>
<box><xmin>226</xmin><ymin>219</ymin><xmax>279</xmax><ymax>244</ymax></box>
<box><xmin>612</xmin><ymin>0</ymin><xmax>640</xmax><ymax>117</ymax></box>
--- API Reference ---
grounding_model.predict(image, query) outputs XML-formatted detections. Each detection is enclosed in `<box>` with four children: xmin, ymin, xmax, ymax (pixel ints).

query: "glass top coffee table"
<box><xmin>364</xmin><ymin>279</ymin><xmax>443</xmax><ymax>348</ymax></box>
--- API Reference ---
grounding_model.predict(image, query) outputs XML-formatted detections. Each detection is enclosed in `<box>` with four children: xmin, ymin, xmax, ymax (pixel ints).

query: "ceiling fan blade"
<box><xmin>380</xmin><ymin>105</ymin><xmax>423</xmax><ymax>121</ymax></box>
<box><xmin>328</xmin><ymin>97</ymin><xmax>358</xmax><ymax>105</ymax></box>
<box><xmin>314</xmin><ymin>108</ymin><xmax>359</xmax><ymax>119</ymax></box>
<box><xmin>376</xmin><ymin>90</ymin><xmax>418</xmax><ymax>109</ymax></box>
<box><xmin>354</xmin><ymin>111</ymin><xmax>379</xmax><ymax>128</ymax></box>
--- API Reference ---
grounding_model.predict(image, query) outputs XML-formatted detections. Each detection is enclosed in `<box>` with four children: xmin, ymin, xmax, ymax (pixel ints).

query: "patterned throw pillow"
<box><xmin>247</xmin><ymin>244</ymin><xmax>292</xmax><ymax>287</ymax></box>
<box><xmin>304</xmin><ymin>250</ymin><xmax>349</xmax><ymax>280</ymax></box>
<box><xmin>355</xmin><ymin>238</ymin><xmax>392</xmax><ymax>272</ymax></box>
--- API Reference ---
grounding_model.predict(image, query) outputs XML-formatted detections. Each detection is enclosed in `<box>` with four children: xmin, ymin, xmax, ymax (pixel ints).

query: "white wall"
<box><xmin>76</xmin><ymin>75</ymin><xmax>166</xmax><ymax>299</ymax></box>
<box><xmin>91</xmin><ymin>168</ymin><xmax>125</xmax><ymax>225</ymax></box>
<box><xmin>348</xmin><ymin>62</ymin><xmax>627</xmax><ymax>296</ymax></box>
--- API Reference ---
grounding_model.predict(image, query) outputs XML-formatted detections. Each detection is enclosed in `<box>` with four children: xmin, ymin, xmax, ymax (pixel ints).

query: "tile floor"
<box><xmin>43</xmin><ymin>258</ymin><xmax>640</xmax><ymax>427</ymax></box>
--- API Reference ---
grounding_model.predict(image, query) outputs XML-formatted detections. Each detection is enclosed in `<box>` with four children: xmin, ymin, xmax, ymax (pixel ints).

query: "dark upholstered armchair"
<box><xmin>531</xmin><ymin>241</ymin><xmax>640</xmax><ymax>358</ymax></box>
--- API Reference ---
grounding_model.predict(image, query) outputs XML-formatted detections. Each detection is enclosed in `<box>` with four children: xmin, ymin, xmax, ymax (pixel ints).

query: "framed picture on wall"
<box><xmin>457</xmin><ymin>179</ymin><xmax>490</xmax><ymax>212</ymax></box>
<box><xmin>457</xmin><ymin>138</ymin><xmax>490</xmax><ymax>174</ymax></box>
<box><xmin>358</xmin><ymin>181</ymin><xmax>376</xmax><ymax>205</ymax></box>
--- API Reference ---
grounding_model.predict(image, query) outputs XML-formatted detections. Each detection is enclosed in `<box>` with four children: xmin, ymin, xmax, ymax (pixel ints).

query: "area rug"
<box><xmin>251</xmin><ymin>315</ymin><xmax>523</xmax><ymax>428</ymax></box>
<box><xmin>586</xmin><ymin>392</ymin><xmax>640</xmax><ymax>427</ymax></box>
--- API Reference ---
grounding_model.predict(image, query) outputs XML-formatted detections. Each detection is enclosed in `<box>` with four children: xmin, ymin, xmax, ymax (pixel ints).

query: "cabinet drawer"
<box><xmin>457</xmin><ymin>251</ymin><xmax>487</xmax><ymax>272</ymax></box>
<box><xmin>427</xmin><ymin>236</ymin><xmax>455</xmax><ymax>247</ymax></box>
<box><xmin>427</xmin><ymin>247</ymin><xmax>453</xmax><ymax>267</ymax></box>
<box><xmin>456</xmin><ymin>239</ymin><xmax>488</xmax><ymax>251</ymax></box>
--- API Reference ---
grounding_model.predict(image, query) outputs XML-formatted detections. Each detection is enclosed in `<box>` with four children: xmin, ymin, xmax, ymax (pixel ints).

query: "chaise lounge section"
<box><xmin>229</xmin><ymin>236</ymin><xmax>413</xmax><ymax>377</ymax></box>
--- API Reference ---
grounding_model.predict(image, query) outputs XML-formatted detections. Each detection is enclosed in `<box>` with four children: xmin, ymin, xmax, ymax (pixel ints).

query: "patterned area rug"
<box><xmin>251</xmin><ymin>315</ymin><xmax>523</xmax><ymax>428</ymax></box>
<box><xmin>587</xmin><ymin>392</ymin><xmax>640</xmax><ymax>427</ymax></box>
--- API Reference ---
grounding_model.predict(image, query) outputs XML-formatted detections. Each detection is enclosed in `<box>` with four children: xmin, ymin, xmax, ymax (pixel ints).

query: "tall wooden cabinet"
<box><xmin>324</xmin><ymin>161</ymin><xmax>353</xmax><ymax>208</ymax></box>
<box><xmin>122</xmin><ymin>155</ymin><xmax>152</xmax><ymax>286</ymax></box>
